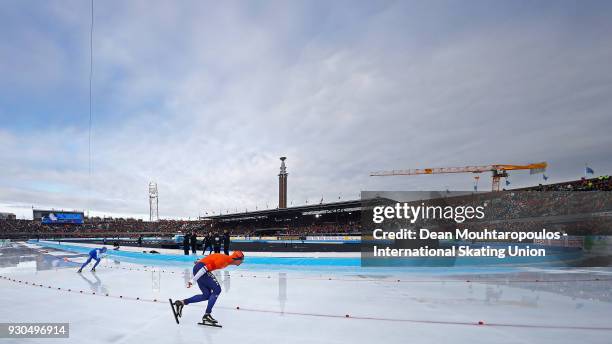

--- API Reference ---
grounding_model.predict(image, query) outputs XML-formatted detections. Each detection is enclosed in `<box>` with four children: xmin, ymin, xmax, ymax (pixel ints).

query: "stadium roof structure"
<box><xmin>202</xmin><ymin>200</ymin><xmax>361</xmax><ymax>220</ymax></box>
<box><xmin>201</xmin><ymin>198</ymin><xmax>400</xmax><ymax>223</ymax></box>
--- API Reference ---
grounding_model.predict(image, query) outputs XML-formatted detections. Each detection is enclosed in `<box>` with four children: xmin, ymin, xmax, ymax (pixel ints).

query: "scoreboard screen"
<box><xmin>33</xmin><ymin>210</ymin><xmax>84</xmax><ymax>225</ymax></box>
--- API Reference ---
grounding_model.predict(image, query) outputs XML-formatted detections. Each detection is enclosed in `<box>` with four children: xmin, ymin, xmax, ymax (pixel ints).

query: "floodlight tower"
<box><xmin>149</xmin><ymin>182</ymin><xmax>159</xmax><ymax>221</ymax></box>
<box><xmin>278</xmin><ymin>157</ymin><xmax>288</xmax><ymax>208</ymax></box>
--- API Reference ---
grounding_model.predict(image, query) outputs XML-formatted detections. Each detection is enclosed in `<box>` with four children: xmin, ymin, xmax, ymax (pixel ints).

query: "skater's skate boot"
<box><xmin>91</xmin><ymin>268</ymin><xmax>96</xmax><ymax>272</ymax></box>
<box><xmin>173</xmin><ymin>300</ymin><xmax>184</xmax><ymax>317</ymax></box>
<box><xmin>77</xmin><ymin>269</ymin><xmax>82</xmax><ymax>273</ymax></box>
<box><xmin>202</xmin><ymin>313</ymin><xmax>218</xmax><ymax>324</ymax></box>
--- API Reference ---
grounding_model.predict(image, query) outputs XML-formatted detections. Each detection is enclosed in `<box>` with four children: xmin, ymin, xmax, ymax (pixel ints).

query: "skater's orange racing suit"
<box><xmin>200</xmin><ymin>253</ymin><xmax>234</xmax><ymax>272</ymax></box>
<box><xmin>190</xmin><ymin>253</ymin><xmax>233</xmax><ymax>285</ymax></box>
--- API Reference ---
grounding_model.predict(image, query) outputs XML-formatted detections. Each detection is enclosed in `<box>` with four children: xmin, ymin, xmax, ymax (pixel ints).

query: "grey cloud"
<box><xmin>1</xmin><ymin>1</ymin><xmax>611</xmax><ymax>218</ymax></box>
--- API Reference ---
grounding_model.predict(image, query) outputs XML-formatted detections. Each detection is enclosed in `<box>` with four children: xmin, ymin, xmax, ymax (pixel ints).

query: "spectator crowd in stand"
<box><xmin>1</xmin><ymin>176</ymin><xmax>610</xmax><ymax>239</ymax></box>
<box><xmin>0</xmin><ymin>217</ymin><xmax>362</xmax><ymax>239</ymax></box>
<box><xmin>514</xmin><ymin>175</ymin><xmax>611</xmax><ymax>191</ymax></box>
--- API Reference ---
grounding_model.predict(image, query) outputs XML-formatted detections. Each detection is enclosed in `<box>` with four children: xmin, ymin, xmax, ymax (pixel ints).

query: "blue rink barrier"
<box><xmin>30</xmin><ymin>240</ymin><xmax>361</xmax><ymax>266</ymax></box>
<box><xmin>30</xmin><ymin>240</ymin><xmax>583</xmax><ymax>269</ymax></box>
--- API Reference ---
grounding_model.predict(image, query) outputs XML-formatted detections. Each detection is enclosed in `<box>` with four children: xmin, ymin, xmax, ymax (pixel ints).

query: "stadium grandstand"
<box><xmin>0</xmin><ymin>212</ymin><xmax>16</xmax><ymax>220</ymax></box>
<box><xmin>205</xmin><ymin>199</ymin><xmax>362</xmax><ymax>236</ymax></box>
<box><xmin>0</xmin><ymin>175</ymin><xmax>610</xmax><ymax>242</ymax></box>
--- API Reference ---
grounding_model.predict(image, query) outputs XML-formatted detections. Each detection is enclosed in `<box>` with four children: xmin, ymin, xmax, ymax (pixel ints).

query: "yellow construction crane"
<box><xmin>370</xmin><ymin>162</ymin><xmax>547</xmax><ymax>191</ymax></box>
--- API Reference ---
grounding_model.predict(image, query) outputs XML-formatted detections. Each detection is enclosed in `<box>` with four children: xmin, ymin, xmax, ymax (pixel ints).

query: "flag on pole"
<box><xmin>505</xmin><ymin>179</ymin><xmax>510</xmax><ymax>186</ymax></box>
<box><xmin>543</xmin><ymin>174</ymin><xmax>548</xmax><ymax>181</ymax></box>
<box><xmin>585</xmin><ymin>165</ymin><xmax>594</xmax><ymax>175</ymax></box>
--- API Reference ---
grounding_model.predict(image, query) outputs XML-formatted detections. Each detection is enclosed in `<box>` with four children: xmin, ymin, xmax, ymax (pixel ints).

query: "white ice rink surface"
<box><xmin>1</xmin><ymin>242</ymin><xmax>612</xmax><ymax>344</ymax></box>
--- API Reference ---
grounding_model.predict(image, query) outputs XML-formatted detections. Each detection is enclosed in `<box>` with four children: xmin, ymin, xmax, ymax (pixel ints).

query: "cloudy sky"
<box><xmin>1</xmin><ymin>0</ymin><xmax>611</xmax><ymax>219</ymax></box>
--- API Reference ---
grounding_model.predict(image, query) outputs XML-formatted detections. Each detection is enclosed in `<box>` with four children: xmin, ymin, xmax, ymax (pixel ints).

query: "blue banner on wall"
<box><xmin>41</xmin><ymin>212</ymin><xmax>84</xmax><ymax>224</ymax></box>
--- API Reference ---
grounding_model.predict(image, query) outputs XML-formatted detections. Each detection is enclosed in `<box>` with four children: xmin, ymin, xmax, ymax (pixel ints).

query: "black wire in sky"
<box><xmin>88</xmin><ymin>0</ymin><xmax>94</xmax><ymax>216</ymax></box>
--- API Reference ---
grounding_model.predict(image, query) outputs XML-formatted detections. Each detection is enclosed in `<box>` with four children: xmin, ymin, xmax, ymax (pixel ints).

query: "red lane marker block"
<box><xmin>345</xmin><ymin>314</ymin><xmax>350</xmax><ymax>318</ymax></box>
<box><xmin>105</xmin><ymin>293</ymin><xmax>109</xmax><ymax>296</ymax></box>
<box><xmin>93</xmin><ymin>292</ymin><xmax>96</xmax><ymax>295</ymax></box>
<box><xmin>478</xmin><ymin>321</ymin><xmax>485</xmax><ymax>325</ymax></box>
<box><xmin>153</xmin><ymin>299</ymin><xmax>157</xmax><ymax>302</ymax></box>
<box><xmin>136</xmin><ymin>297</ymin><xmax>140</xmax><ymax>300</ymax></box>
<box><xmin>236</xmin><ymin>306</ymin><xmax>240</xmax><ymax>310</ymax></box>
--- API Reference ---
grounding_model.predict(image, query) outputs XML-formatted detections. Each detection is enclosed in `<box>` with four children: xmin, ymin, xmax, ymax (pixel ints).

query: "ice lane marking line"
<box><xmin>93</xmin><ymin>263</ymin><xmax>612</xmax><ymax>284</ymax></box>
<box><xmin>2</xmin><ymin>275</ymin><xmax>612</xmax><ymax>331</ymax></box>
<box><xmin>219</xmin><ymin>306</ymin><xmax>612</xmax><ymax>331</ymax></box>
<box><xmin>94</xmin><ymin>265</ymin><xmax>612</xmax><ymax>284</ymax></box>
<box><xmin>0</xmin><ymin>274</ymin><xmax>162</xmax><ymax>304</ymax></box>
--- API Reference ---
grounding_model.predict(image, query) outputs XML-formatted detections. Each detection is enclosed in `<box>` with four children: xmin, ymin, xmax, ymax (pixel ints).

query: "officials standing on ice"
<box><xmin>223</xmin><ymin>230</ymin><xmax>230</xmax><ymax>255</ymax></box>
<box><xmin>183</xmin><ymin>234</ymin><xmax>190</xmax><ymax>255</ymax></box>
<box><xmin>202</xmin><ymin>233</ymin><xmax>213</xmax><ymax>255</ymax></box>
<box><xmin>190</xmin><ymin>231</ymin><xmax>198</xmax><ymax>254</ymax></box>
<box><xmin>213</xmin><ymin>232</ymin><xmax>221</xmax><ymax>253</ymax></box>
